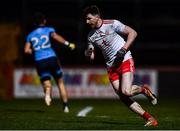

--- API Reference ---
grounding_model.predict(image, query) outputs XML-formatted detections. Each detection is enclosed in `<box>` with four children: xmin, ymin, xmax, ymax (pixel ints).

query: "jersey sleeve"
<box><xmin>49</xmin><ymin>27</ymin><xmax>55</xmax><ymax>33</ymax></box>
<box><xmin>113</xmin><ymin>20</ymin><xmax>125</xmax><ymax>33</ymax></box>
<box><xmin>26</xmin><ymin>35</ymin><xmax>31</xmax><ymax>43</ymax></box>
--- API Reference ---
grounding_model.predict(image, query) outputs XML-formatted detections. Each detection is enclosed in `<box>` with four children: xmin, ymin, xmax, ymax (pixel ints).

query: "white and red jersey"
<box><xmin>87</xmin><ymin>19</ymin><xmax>132</xmax><ymax>67</ymax></box>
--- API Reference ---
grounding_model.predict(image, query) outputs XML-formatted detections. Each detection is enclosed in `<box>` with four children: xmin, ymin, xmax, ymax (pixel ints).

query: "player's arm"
<box><xmin>113</xmin><ymin>20</ymin><xmax>137</xmax><ymax>66</ymax></box>
<box><xmin>121</xmin><ymin>25</ymin><xmax>137</xmax><ymax>50</ymax></box>
<box><xmin>115</xmin><ymin>25</ymin><xmax>137</xmax><ymax>61</ymax></box>
<box><xmin>85</xmin><ymin>43</ymin><xmax>95</xmax><ymax>60</ymax></box>
<box><xmin>51</xmin><ymin>32</ymin><xmax>75</xmax><ymax>50</ymax></box>
<box><xmin>24</xmin><ymin>42</ymin><xmax>32</xmax><ymax>54</ymax></box>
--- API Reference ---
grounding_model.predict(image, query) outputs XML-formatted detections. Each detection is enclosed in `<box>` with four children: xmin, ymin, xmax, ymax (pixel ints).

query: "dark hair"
<box><xmin>83</xmin><ymin>5</ymin><xmax>100</xmax><ymax>18</ymax></box>
<box><xmin>33</xmin><ymin>12</ymin><xmax>46</xmax><ymax>26</ymax></box>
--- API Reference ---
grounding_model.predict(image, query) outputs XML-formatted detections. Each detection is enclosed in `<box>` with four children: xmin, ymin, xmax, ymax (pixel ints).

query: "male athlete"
<box><xmin>24</xmin><ymin>12</ymin><xmax>75</xmax><ymax>113</ymax></box>
<box><xmin>83</xmin><ymin>5</ymin><xmax>158</xmax><ymax>126</ymax></box>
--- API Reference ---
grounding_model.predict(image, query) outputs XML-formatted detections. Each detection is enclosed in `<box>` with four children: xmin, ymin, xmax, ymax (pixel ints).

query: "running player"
<box><xmin>24</xmin><ymin>12</ymin><xmax>75</xmax><ymax>113</ymax></box>
<box><xmin>83</xmin><ymin>5</ymin><xmax>158</xmax><ymax>126</ymax></box>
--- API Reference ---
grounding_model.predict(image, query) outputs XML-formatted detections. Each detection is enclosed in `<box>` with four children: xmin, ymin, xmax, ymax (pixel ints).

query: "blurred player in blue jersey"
<box><xmin>24</xmin><ymin>12</ymin><xmax>75</xmax><ymax>113</ymax></box>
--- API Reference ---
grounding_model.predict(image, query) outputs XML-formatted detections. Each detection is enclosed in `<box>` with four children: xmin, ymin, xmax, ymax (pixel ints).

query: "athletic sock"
<box><xmin>63</xmin><ymin>102</ymin><xmax>68</xmax><ymax>108</ymax></box>
<box><xmin>143</xmin><ymin>112</ymin><xmax>151</xmax><ymax>120</ymax></box>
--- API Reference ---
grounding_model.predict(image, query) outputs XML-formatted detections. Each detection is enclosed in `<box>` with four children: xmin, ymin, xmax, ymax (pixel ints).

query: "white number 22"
<box><xmin>31</xmin><ymin>35</ymin><xmax>50</xmax><ymax>51</ymax></box>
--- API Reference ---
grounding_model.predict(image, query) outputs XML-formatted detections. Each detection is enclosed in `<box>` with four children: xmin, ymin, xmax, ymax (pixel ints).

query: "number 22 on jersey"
<box><xmin>31</xmin><ymin>35</ymin><xmax>50</xmax><ymax>51</ymax></box>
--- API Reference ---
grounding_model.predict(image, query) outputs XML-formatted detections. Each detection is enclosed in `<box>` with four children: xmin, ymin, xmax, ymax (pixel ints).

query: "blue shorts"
<box><xmin>35</xmin><ymin>57</ymin><xmax>63</xmax><ymax>82</ymax></box>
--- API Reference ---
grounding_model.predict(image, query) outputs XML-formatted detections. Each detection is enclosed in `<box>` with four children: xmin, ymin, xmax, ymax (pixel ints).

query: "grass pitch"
<box><xmin>0</xmin><ymin>98</ymin><xmax>180</xmax><ymax>130</ymax></box>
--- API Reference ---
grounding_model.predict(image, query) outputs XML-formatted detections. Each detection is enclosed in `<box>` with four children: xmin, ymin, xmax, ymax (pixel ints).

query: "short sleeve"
<box><xmin>49</xmin><ymin>27</ymin><xmax>55</xmax><ymax>33</ymax></box>
<box><xmin>26</xmin><ymin>35</ymin><xmax>31</xmax><ymax>43</ymax></box>
<box><xmin>113</xmin><ymin>20</ymin><xmax>125</xmax><ymax>33</ymax></box>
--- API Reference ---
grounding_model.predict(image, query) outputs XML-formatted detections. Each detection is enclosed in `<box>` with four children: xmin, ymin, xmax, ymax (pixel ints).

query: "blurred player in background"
<box><xmin>83</xmin><ymin>5</ymin><xmax>158</xmax><ymax>126</ymax></box>
<box><xmin>24</xmin><ymin>12</ymin><xmax>75</xmax><ymax>113</ymax></box>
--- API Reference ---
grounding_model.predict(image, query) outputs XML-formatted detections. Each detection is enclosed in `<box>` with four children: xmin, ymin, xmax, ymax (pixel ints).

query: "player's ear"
<box><xmin>95</xmin><ymin>14</ymin><xmax>100</xmax><ymax>18</ymax></box>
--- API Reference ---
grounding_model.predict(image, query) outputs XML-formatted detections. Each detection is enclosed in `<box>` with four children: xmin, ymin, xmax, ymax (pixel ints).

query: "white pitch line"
<box><xmin>77</xmin><ymin>106</ymin><xmax>93</xmax><ymax>117</ymax></box>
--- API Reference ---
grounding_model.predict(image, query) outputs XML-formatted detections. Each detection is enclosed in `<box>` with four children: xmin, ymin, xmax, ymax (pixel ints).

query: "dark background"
<box><xmin>0</xmin><ymin>0</ymin><xmax>180</xmax><ymax>99</ymax></box>
<box><xmin>1</xmin><ymin>0</ymin><xmax>180</xmax><ymax>67</ymax></box>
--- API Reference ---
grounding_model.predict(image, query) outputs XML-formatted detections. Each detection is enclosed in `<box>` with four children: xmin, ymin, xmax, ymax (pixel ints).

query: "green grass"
<box><xmin>0</xmin><ymin>98</ymin><xmax>180</xmax><ymax>130</ymax></box>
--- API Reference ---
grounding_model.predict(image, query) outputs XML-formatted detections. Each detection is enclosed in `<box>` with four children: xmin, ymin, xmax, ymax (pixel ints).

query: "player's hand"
<box><xmin>85</xmin><ymin>44</ymin><xmax>94</xmax><ymax>56</ymax></box>
<box><xmin>113</xmin><ymin>47</ymin><xmax>127</xmax><ymax>67</ymax></box>
<box><xmin>116</xmin><ymin>47</ymin><xmax>127</xmax><ymax>58</ymax></box>
<box><xmin>68</xmin><ymin>43</ymin><xmax>75</xmax><ymax>50</ymax></box>
<box><xmin>85</xmin><ymin>48</ymin><xmax>93</xmax><ymax>56</ymax></box>
<box><xmin>85</xmin><ymin>49</ymin><xmax>94</xmax><ymax>60</ymax></box>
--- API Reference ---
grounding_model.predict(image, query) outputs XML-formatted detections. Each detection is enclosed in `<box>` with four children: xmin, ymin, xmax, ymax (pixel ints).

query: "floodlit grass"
<box><xmin>0</xmin><ymin>98</ymin><xmax>180</xmax><ymax>130</ymax></box>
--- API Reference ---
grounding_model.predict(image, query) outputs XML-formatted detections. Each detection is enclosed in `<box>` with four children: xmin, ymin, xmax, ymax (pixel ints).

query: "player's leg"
<box><xmin>111</xmin><ymin>79</ymin><xmax>158</xmax><ymax>126</ymax></box>
<box><xmin>35</xmin><ymin>59</ymin><xmax>52</xmax><ymax>106</ymax></box>
<box><xmin>111</xmin><ymin>80</ymin><xmax>145</xmax><ymax>119</ymax></box>
<box><xmin>121</xmin><ymin>72</ymin><xmax>142</xmax><ymax>96</ymax></box>
<box><xmin>51</xmin><ymin>57</ymin><xmax>69</xmax><ymax>113</ymax></box>
<box><xmin>120</xmin><ymin>59</ymin><xmax>142</xmax><ymax>96</ymax></box>
<box><xmin>42</xmin><ymin>80</ymin><xmax>52</xmax><ymax>106</ymax></box>
<box><xmin>55</xmin><ymin>78</ymin><xmax>69</xmax><ymax>113</ymax></box>
<box><xmin>112</xmin><ymin>80</ymin><xmax>145</xmax><ymax>117</ymax></box>
<box><xmin>129</xmin><ymin>101</ymin><xmax>158</xmax><ymax>127</ymax></box>
<box><xmin>107</xmin><ymin>64</ymin><xmax>139</xmax><ymax>112</ymax></box>
<box><xmin>109</xmin><ymin>58</ymin><xmax>158</xmax><ymax>126</ymax></box>
<box><xmin>121</xmin><ymin>72</ymin><xmax>158</xmax><ymax>126</ymax></box>
<box><xmin>121</xmin><ymin>72</ymin><xmax>157</xmax><ymax>105</ymax></box>
<box><xmin>121</xmin><ymin>59</ymin><xmax>157</xmax><ymax>105</ymax></box>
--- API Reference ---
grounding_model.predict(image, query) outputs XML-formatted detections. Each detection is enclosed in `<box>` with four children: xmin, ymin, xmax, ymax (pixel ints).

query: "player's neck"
<box><xmin>39</xmin><ymin>24</ymin><xmax>45</xmax><ymax>27</ymax></box>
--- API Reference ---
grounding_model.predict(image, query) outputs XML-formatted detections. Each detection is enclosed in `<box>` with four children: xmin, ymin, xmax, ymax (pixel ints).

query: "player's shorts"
<box><xmin>107</xmin><ymin>58</ymin><xmax>135</xmax><ymax>82</ymax></box>
<box><xmin>35</xmin><ymin>57</ymin><xmax>63</xmax><ymax>82</ymax></box>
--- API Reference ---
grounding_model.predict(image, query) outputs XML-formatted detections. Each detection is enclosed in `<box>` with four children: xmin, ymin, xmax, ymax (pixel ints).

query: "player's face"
<box><xmin>86</xmin><ymin>13</ymin><xmax>99</xmax><ymax>28</ymax></box>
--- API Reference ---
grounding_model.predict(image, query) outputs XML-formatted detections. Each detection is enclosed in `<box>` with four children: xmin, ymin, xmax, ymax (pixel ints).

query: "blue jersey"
<box><xmin>26</xmin><ymin>27</ymin><xmax>56</xmax><ymax>61</ymax></box>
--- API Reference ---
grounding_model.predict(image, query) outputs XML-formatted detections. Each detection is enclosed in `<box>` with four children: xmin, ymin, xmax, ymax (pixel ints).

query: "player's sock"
<box><xmin>63</xmin><ymin>102</ymin><xmax>69</xmax><ymax>113</ymax></box>
<box><xmin>143</xmin><ymin>111</ymin><xmax>151</xmax><ymax>120</ymax></box>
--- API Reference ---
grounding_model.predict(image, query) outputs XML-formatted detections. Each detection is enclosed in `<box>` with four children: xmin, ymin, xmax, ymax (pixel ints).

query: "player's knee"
<box><xmin>118</xmin><ymin>93</ymin><xmax>134</xmax><ymax>107</ymax></box>
<box><xmin>43</xmin><ymin>81</ymin><xmax>52</xmax><ymax>89</ymax></box>
<box><xmin>121</xmin><ymin>88</ymin><xmax>132</xmax><ymax>96</ymax></box>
